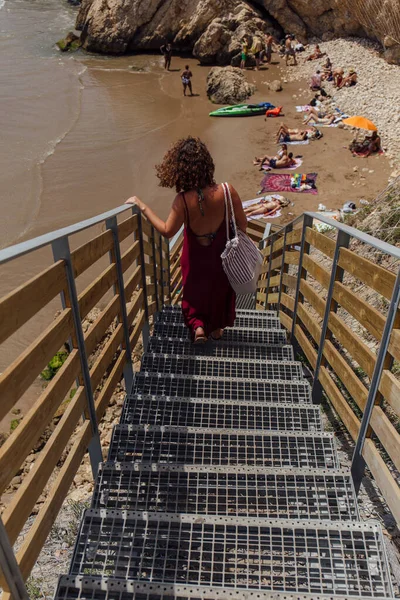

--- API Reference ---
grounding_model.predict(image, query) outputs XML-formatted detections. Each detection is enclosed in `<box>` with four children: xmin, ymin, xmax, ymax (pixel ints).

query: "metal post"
<box><xmin>106</xmin><ymin>216</ymin><xmax>134</xmax><ymax>393</ymax></box>
<box><xmin>277</xmin><ymin>225</ymin><xmax>292</xmax><ymax>316</ymax></box>
<box><xmin>351</xmin><ymin>269</ymin><xmax>400</xmax><ymax>492</ymax></box>
<box><xmin>135</xmin><ymin>209</ymin><xmax>150</xmax><ymax>351</ymax></box>
<box><xmin>159</xmin><ymin>233</ymin><xmax>165</xmax><ymax>308</ymax></box>
<box><xmin>0</xmin><ymin>518</ymin><xmax>29</xmax><ymax>600</ymax></box>
<box><xmin>311</xmin><ymin>230</ymin><xmax>350</xmax><ymax>404</ymax></box>
<box><xmin>150</xmin><ymin>226</ymin><xmax>160</xmax><ymax>314</ymax></box>
<box><xmin>52</xmin><ymin>237</ymin><xmax>102</xmax><ymax>478</ymax></box>
<box><xmin>265</xmin><ymin>234</ymin><xmax>276</xmax><ymax>310</ymax></box>
<box><xmin>290</xmin><ymin>214</ymin><xmax>313</xmax><ymax>342</ymax></box>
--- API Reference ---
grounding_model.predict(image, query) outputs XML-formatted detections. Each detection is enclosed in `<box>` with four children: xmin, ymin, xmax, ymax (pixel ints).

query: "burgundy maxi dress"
<box><xmin>180</xmin><ymin>192</ymin><xmax>236</xmax><ymax>338</ymax></box>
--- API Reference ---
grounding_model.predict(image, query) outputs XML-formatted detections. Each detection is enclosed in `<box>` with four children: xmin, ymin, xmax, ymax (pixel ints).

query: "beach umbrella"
<box><xmin>342</xmin><ymin>116</ymin><xmax>377</xmax><ymax>131</ymax></box>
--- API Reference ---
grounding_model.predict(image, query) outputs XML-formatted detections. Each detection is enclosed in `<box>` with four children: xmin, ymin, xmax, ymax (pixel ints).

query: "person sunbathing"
<box><xmin>262</xmin><ymin>152</ymin><xmax>297</xmax><ymax>169</ymax></box>
<box><xmin>253</xmin><ymin>144</ymin><xmax>288</xmax><ymax>166</ymax></box>
<box><xmin>244</xmin><ymin>196</ymin><xmax>289</xmax><ymax>218</ymax></box>
<box><xmin>321</xmin><ymin>57</ymin><xmax>333</xmax><ymax>80</ymax></box>
<box><xmin>276</xmin><ymin>123</ymin><xmax>320</xmax><ymax>142</ymax></box>
<box><xmin>338</xmin><ymin>69</ymin><xmax>357</xmax><ymax>88</ymax></box>
<box><xmin>306</xmin><ymin>45</ymin><xmax>326</xmax><ymax>61</ymax></box>
<box><xmin>303</xmin><ymin>109</ymin><xmax>336</xmax><ymax>125</ymax></box>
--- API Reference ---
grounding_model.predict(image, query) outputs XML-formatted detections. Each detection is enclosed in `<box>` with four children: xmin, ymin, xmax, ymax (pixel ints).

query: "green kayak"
<box><xmin>210</xmin><ymin>102</ymin><xmax>275</xmax><ymax>117</ymax></box>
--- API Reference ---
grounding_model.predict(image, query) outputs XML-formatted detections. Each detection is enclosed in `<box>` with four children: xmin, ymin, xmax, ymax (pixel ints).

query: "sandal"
<box><xmin>211</xmin><ymin>329</ymin><xmax>224</xmax><ymax>340</ymax></box>
<box><xmin>194</xmin><ymin>327</ymin><xmax>207</xmax><ymax>345</ymax></box>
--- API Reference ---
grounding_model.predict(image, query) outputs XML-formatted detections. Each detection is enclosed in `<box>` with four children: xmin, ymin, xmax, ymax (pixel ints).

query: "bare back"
<box><xmin>181</xmin><ymin>183</ymin><xmax>246</xmax><ymax>247</ymax></box>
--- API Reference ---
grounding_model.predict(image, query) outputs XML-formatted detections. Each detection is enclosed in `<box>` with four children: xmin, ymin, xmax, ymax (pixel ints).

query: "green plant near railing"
<box><xmin>40</xmin><ymin>350</ymin><xmax>69</xmax><ymax>381</ymax></box>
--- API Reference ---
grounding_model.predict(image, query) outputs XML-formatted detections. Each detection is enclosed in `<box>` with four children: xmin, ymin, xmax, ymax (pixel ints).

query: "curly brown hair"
<box><xmin>155</xmin><ymin>136</ymin><xmax>216</xmax><ymax>192</ymax></box>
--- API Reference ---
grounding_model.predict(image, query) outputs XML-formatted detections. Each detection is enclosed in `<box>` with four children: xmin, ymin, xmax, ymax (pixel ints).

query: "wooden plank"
<box><xmin>0</xmin><ymin>261</ymin><xmax>67</xmax><ymax>345</ymax></box>
<box><xmin>269</xmin><ymin>253</ymin><xmax>284</xmax><ymax>272</ymax></box>
<box><xmin>15</xmin><ymin>420</ymin><xmax>93</xmax><ymax>581</ymax></box>
<box><xmin>328</xmin><ymin>312</ymin><xmax>376</xmax><ymax>379</ymax></box>
<box><xmin>285</xmin><ymin>251</ymin><xmax>300</xmax><ymax>266</ymax></box>
<box><xmin>299</xmin><ymin>279</ymin><xmax>326</xmax><ymax>315</ymax></box>
<box><xmin>0</xmin><ymin>310</ymin><xmax>74</xmax><ymax>423</ymax></box>
<box><xmin>388</xmin><ymin>329</ymin><xmax>400</xmax><ymax>364</ymax></box>
<box><xmin>297</xmin><ymin>303</ymin><xmax>321</xmax><ymax>344</ymax></box>
<box><xmin>282</xmin><ymin>273</ymin><xmax>297</xmax><ymax>289</ymax></box>
<box><xmin>118</xmin><ymin>214</ymin><xmax>138</xmax><ymax>242</ymax></box>
<box><xmin>280</xmin><ymin>293</ymin><xmax>295</xmax><ymax>312</ymax></box>
<box><xmin>279</xmin><ymin>311</ymin><xmax>292</xmax><ymax>332</ymax></box>
<box><xmin>370</xmin><ymin>407</ymin><xmax>400</xmax><ymax>473</ymax></box>
<box><xmin>302</xmin><ymin>254</ymin><xmax>330</xmax><ymax>289</ymax></box>
<box><xmin>90</xmin><ymin>325</ymin><xmax>124</xmax><ymax>392</ymax></box>
<box><xmin>333</xmin><ymin>281</ymin><xmax>385</xmax><ymax>341</ymax></box>
<box><xmin>126</xmin><ymin>291</ymin><xmax>144</xmax><ymax>329</ymax></box>
<box><xmin>96</xmin><ymin>351</ymin><xmax>126</xmax><ymax>422</ymax></box>
<box><xmin>142</xmin><ymin>239</ymin><xmax>153</xmax><ymax>258</ymax></box>
<box><xmin>171</xmin><ymin>238</ymin><xmax>183</xmax><ymax>262</ymax></box>
<box><xmin>257</xmin><ymin>274</ymin><xmax>280</xmax><ymax>290</ymax></box>
<box><xmin>267</xmin><ymin>293</ymin><xmax>279</xmax><ymax>304</ymax></box>
<box><xmin>2</xmin><ymin>387</ymin><xmax>86</xmax><ymax>545</ymax></box>
<box><xmin>380</xmin><ymin>370</ymin><xmax>400</xmax><ymax>418</ymax></box>
<box><xmin>294</xmin><ymin>324</ymin><xmax>317</xmax><ymax>369</ymax></box>
<box><xmin>273</xmin><ymin>229</ymin><xmax>302</xmax><ymax>253</ymax></box>
<box><xmin>256</xmin><ymin>291</ymin><xmax>266</xmax><ymax>303</ymax></box>
<box><xmin>78</xmin><ymin>264</ymin><xmax>117</xmax><ymax>319</ymax></box>
<box><xmin>305</xmin><ymin>227</ymin><xmax>335</xmax><ymax>258</ymax></box>
<box><xmin>363</xmin><ymin>439</ymin><xmax>400</xmax><ymax>526</ymax></box>
<box><xmin>124</xmin><ymin>265</ymin><xmax>142</xmax><ymax>302</ymax></box>
<box><xmin>0</xmin><ymin>350</ymin><xmax>80</xmax><ymax>496</ymax></box>
<box><xmin>338</xmin><ymin>247</ymin><xmax>396</xmax><ymax>300</ymax></box>
<box><xmin>141</xmin><ymin>218</ymin><xmax>153</xmax><ymax>237</ymax></box>
<box><xmin>85</xmin><ymin>295</ymin><xmax>121</xmax><ymax>358</ymax></box>
<box><xmin>147</xmin><ymin>284</ymin><xmax>156</xmax><ymax>297</ymax></box>
<box><xmin>71</xmin><ymin>229</ymin><xmax>114</xmax><ymax>278</ymax></box>
<box><xmin>120</xmin><ymin>240</ymin><xmax>140</xmax><ymax>272</ymax></box>
<box><xmin>148</xmin><ymin>301</ymin><xmax>158</xmax><ymax>315</ymax></box>
<box><xmin>323</xmin><ymin>339</ymin><xmax>368</xmax><ymax>411</ymax></box>
<box><xmin>319</xmin><ymin>366</ymin><xmax>360</xmax><ymax>440</ymax></box>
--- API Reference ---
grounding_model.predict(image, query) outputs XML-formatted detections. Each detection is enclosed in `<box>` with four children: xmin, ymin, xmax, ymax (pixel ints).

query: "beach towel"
<box><xmin>242</xmin><ymin>196</ymin><xmax>284</xmax><ymax>221</ymax></box>
<box><xmin>296</xmin><ymin>105</ymin><xmax>311</xmax><ymax>112</ymax></box>
<box><xmin>262</xmin><ymin>158</ymin><xmax>303</xmax><ymax>171</ymax></box>
<box><xmin>260</xmin><ymin>173</ymin><xmax>318</xmax><ymax>194</ymax></box>
<box><xmin>306</xmin><ymin>119</ymin><xmax>341</xmax><ymax>128</ymax></box>
<box><xmin>353</xmin><ymin>148</ymin><xmax>385</xmax><ymax>158</ymax></box>
<box><xmin>279</xmin><ymin>139</ymin><xmax>309</xmax><ymax>146</ymax></box>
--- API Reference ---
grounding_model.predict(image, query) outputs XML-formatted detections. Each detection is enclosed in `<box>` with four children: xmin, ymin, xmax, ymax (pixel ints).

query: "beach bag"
<box><xmin>220</xmin><ymin>182</ymin><xmax>263</xmax><ymax>295</ymax></box>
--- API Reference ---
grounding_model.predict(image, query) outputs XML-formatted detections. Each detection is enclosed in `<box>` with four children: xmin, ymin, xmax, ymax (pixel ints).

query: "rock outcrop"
<box><xmin>206</xmin><ymin>66</ymin><xmax>256</xmax><ymax>103</ymax></box>
<box><xmin>75</xmin><ymin>0</ymin><xmax>400</xmax><ymax>65</ymax></box>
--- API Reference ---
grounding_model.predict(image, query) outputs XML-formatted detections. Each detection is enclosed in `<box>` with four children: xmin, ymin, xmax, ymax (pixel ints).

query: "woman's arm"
<box><xmin>228</xmin><ymin>184</ymin><xmax>248</xmax><ymax>232</ymax></box>
<box><xmin>125</xmin><ymin>194</ymin><xmax>185</xmax><ymax>239</ymax></box>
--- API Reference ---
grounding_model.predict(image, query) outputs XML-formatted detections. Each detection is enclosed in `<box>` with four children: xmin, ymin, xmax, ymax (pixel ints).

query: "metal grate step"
<box><xmin>148</xmin><ymin>337</ymin><xmax>294</xmax><ymax>361</ymax></box>
<box><xmin>121</xmin><ymin>396</ymin><xmax>320</xmax><ymax>431</ymax></box>
<box><xmin>70</xmin><ymin>512</ymin><xmax>393</xmax><ymax>598</ymax></box>
<box><xmin>156</xmin><ymin>311</ymin><xmax>282</xmax><ymax>330</ymax></box>
<box><xmin>162</xmin><ymin>305</ymin><xmax>277</xmax><ymax>318</ymax></box>
<box><xmin>140</xmin><ymin>354</ymin><xmax>303</xmax><ymax>381</ymax></box>
<box><xmin>92</xmin><ymin>463</ymin><xmax>358</xmax><ymax>520</ymax></box>
<box><xmin>131</xmin><ymin>373</ymin><xmax>312</xmax><ymax>404</ymax></box>
<box><xmin>154</xmin><ymin>322</ymin><xmax>287</xmax><ymax>345</ymax></box>
<box><xmin>108</xmin><ymin>426</ymin><xmax>338</xmax><ymax>469</ymax></box>
<box><xmin>55</xmin><ymin>575</ymin><xmax>394</xmax><ymax>600</ymax></box>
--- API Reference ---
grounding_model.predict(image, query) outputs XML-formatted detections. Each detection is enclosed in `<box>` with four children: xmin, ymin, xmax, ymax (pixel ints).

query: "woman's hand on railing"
<box><xmin>125</xmin><ymin>196</ymin><xmax>147</xmax><ymax>213</ymax></box>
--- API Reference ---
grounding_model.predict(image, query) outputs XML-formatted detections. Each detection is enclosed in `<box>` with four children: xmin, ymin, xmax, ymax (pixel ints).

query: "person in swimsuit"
<box><xmin>240</xmin><ymin>37</ymin><xmax>249</xmax><ymax>69</ymax></box>
<box><xmin>285</xmin><ymin>35</ymin><xmax>297</xmax><ymax>66</ymax></box>
<box><xmin>160</xmin><ymin>42</ymin><xmax>172</xmax><ymax>70</ymax></box>
<box><xmin>181</xmin><ymin>65</ymin><xmax>193</xmax><ymax>96</ymax></box>
<box><xmin>253</xmin><ymin>144</ymin><xmax>288</xmax><ymax>166</ymax></box>
<box><xmin>306</xmin><ymin>44</ymin><xmax>326</xmax><ymax>61</ymax></box>
<box><xmin>251</xmin><ymin>36</ymin><xmax>264</xmax><ymax>70</ymax></box>
<box><xmin>263</xmin><ymin>33</ymin><xmax>274</xmax><ymax>63</ymax></box>
<box><xmin>244</xmin><ymin>196</ymin><xmax>290</xmax><ymax>218</ymax></box>
<box><xmin>333</xmin><ymin>67</ymin><xmax>344</xmax><ymax>88</ymax></box>
<box><xmin>276</xmin><ymin>123</ymin><xmax>321</xmax><ymax>142</ymax></box>
<box><xmin>338</xmin><ymin>68</ymin><xmax>357</xmax><ymax>89</ymax></box>
<box><xmin>124</xmin><ymin>136</ymin><xmax>247</xmax><ymax>344</ymax></box>
<box><xmin>303</xmin><ymin>109</ymin><xmax>336</xmax><ymax>125</ymax></box>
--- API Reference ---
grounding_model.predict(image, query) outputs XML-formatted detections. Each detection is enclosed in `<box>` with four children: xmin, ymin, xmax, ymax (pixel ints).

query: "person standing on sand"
<box><xmin>251</xmin><ymin>36</ymin><xmax>264</xmax><ymax>70</ymax></box>
<box><xmin>240</xmin><ymin>37</ymin><xmax>249</xmax><ymax>69</ymax></box>
<box><xmin>264</xmin><ymin>33</ymin><xmax>274</xmax><ymax>64</ymax></box>
<box><xmin>285</xmin><ymin>35</ymin><xmax>297</xmax><ymax>66</ymax></box>
<box><xmin>124</xmin><ymin>136</ymin><xmax>248</xmax><ymax>344</ymax></box>
<box><xmin>160</xmin><ymin>42</ymin><xmax>172</xmax><ymax>70</ymax></box>
<box><xmin>181</xmin><ymin>65</ymin><xmax>193</xmax><ymax>96</ymax></box>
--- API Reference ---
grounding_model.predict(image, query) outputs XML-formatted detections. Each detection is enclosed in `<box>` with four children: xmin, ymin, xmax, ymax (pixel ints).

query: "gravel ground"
<box><xmin>279</xmin><ymin>37</ymin><xmax>400</xmax><ymax>170</ymax></box>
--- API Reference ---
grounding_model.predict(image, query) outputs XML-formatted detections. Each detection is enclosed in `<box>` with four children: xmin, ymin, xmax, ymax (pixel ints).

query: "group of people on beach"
<box><xmin>160</xmin><ymin>42</ymin><xmax>194</xmax><ymax>96</ymax></box>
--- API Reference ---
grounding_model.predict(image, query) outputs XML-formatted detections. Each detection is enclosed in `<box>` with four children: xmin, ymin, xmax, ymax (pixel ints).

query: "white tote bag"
<box><xmin>220</xmin><ymin>182</ymin><xmax>263</xmax><ymax>295</ymax></box>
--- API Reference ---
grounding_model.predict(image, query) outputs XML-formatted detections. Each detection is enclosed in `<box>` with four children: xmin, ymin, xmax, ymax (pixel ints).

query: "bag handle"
<box><xmin>222</xmin><ymin>182</ymin><xmax>238</xmax><ymax>241</ymax></box>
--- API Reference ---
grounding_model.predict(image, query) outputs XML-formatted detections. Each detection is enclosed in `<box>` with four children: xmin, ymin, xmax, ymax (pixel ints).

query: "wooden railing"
<box><xmin>0</xmin><ymin>206</ymin><xmax>171</xmax><ymax>598</ymax></box>
<box><xmin>259</xmin><ymin>212</ymin><xmax>400</xmax><ymax>526</ymax></box>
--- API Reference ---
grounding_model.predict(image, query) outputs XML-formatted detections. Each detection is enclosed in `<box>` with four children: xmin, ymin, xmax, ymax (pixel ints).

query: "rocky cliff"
<box><xmin>75</xmin><ymin>0</ymin><xmax>399</xmax><ymax>64</ymax></box>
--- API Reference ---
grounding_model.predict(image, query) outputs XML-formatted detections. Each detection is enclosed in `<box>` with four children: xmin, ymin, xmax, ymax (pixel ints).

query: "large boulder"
<box><xmin>206</xmin><ymin>66</ymin><xmax>256</xmax><ymax>104</ymax></box>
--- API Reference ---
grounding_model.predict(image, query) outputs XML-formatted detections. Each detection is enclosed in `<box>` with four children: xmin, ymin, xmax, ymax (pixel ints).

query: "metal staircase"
<box><xmin>54</xmin><ymin>305</ymin><xmax>395</xmax><ymax>600</ymax></box>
